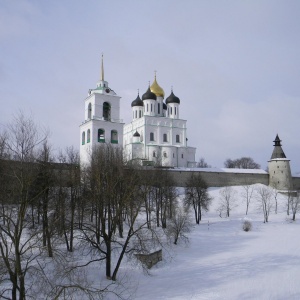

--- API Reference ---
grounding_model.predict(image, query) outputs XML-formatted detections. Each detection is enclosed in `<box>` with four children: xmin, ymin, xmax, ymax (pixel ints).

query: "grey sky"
<box><xmin>1</xmin><ymin>0</ymin><xmax>300</xmax><ymax>171</ymax></box>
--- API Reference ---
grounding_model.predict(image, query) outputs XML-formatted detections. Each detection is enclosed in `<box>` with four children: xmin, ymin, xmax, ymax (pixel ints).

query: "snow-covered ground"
<box><xmin>113</xmin><ymin>184</ymin><xmax>300</xmax><ymax>300</ymax></box>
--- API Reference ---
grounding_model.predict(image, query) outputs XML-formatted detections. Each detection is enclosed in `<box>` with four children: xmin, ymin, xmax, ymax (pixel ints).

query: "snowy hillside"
<box><xmin>113</xmin><ymin>184</ymin><xmax>300</xmax><ymax>300</ymax></box>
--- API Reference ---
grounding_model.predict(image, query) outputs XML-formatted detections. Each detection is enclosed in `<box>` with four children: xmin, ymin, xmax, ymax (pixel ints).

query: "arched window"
<box><xmin>139</xmin><ymin>110</ymin><xmax>141</xmax><ymax>118</ymax></box>
<box><xmin>163</xmin><ymin>133</ymin><xmax>168</xmax><ymax>142</ymax></box>
<box><xmin>175</xmin><ymin>107</ymin><xmax>177</xmax><ymax>115</ymax></box>
<box><xmin>158</xmin><ymin>103</ymin><xmax>160</xmax><ymax>114</ymax></box>
<box><xmin>98</xmin><ymin>129</ymin><xmax>105</xmax><ymax>143</ymax></box>
<box><xmin>135</xmin><ymin>110</ymin><xmax>137</xmax><ymax>119</ymax></box>
<box><xmin>176</xmin><ymin>134</ymin><xmax>180</xmax><ymax>143</ymax></box>
<box><xmin>87</xmin><ymin>129</ymin><xmax>91</xmax><ymax>143</ymax></box>
<box><xmin>163</xmin><ymin>152</ymin><xmax>167</xmax><ymax>158</ymax></box>
<box><xmin>181</xmin><ymin>153</ymin><xmax>184</xmax><ymax>159</ymax></box>
<box><xmin>88</xmin><ymin>103</ymin><xmax>92</xmax><ymax>119</ymax></box>
<box><xmin>111</xmin><ymin>130</ymin><xmax>118</xmax><ymax>144</ymax></box>
<box><xmin>103</xmin><ymin>102</ymin><xmax>111</xmax><ymax>121</ymax></box>
<box><xmin>150</xmin><ymin>132</ymin><xmax>154</xmax><ymax>141</ymax></box>
<box><xmin>171</xmin><ymin>107</ymin><xmax>173</xmax><ymax>115</ymax></box>
<box><xmin>82</xmin><ymin>131</ymin><xmax>85</xmax><ymax>145</ymax></box>
<box><xmin>147</xmin><ymin>103</ymin><xmax>149</xmax><ymax>112</ymax></box>
<box><xmin>153</xmin><ymin>151</ymin><xmax>156</xmax><ymax>157</ymax></box>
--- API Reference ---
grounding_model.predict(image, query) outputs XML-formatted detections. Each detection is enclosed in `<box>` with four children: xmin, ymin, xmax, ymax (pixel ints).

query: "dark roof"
<box><xmin>133</xmin><ymin>131</ymin><xmax>140</xmax><ymax>137</ymax></box>
<box><xmin>166</xmin><ymin>91</ymin><xmax>180</xmax><ymax>104</ymax></box>
<box><xmin>142</xmin><ymin>87</ymin><xmax>157</xmax><ymax>101</ymax></box>
<box><xmin>131</xmin><ymin>94</ymin><xmax>143</xmax><ymax>107</ymax></box>
<box><xmin>271</xmin><ymin>135</ymin><xmax>286</xmax><ymax>159</ymax></box>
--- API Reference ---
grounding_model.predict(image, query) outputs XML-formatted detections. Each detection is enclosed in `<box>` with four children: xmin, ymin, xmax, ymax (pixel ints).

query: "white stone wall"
<box><xmin>268</xmin><ymin>159</ymin><xmax>293</xmax><ymax>190</ymax></box>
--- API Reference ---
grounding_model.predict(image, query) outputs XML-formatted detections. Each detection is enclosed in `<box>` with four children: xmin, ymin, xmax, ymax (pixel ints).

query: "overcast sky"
<box><xmin>1</xmin><ymin>0</ymin><xmax>300</xmax><ymax>172</ymax></box>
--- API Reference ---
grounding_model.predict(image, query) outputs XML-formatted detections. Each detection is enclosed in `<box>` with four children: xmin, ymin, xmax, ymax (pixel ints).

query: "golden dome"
<box><xmin>150</xmin><ymin>75</ymin><xmax>164</xmax><ymax>98</ymax></box>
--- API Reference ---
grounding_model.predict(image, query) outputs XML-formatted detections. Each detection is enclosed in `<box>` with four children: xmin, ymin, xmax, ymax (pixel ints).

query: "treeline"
<box><xmin>0</xmin><ymin>114</ymin><xmax>211</xmax><ymax>299</ymax></box>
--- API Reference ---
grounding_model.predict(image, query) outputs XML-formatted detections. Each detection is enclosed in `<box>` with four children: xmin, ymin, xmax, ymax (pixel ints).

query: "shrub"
<box><xmin>243</xmin><ymin>220</ymin><xmax>252</xmax><ymax>232</ymax></box>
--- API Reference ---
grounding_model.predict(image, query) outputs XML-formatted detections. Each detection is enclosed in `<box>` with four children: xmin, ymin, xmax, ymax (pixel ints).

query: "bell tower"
<box><xmin>79</xmin><ymin>55</ymin><xmax>124</xmax><ymax>166</ymax></box>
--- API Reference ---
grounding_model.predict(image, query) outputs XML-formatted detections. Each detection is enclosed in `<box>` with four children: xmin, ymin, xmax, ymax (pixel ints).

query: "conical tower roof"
<box><xmin>270</xmin><ymin>134</ymin><xmax>287</xmax><ymax>159</ymax></box>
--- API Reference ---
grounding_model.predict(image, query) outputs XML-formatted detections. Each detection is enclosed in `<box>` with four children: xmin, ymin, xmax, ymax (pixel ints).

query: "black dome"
<box><xmin>166</xmin><ymin>91</ymin><xmax>180</xmax><ymax>104</ymax></box>
<box><xmin>131</xmin><ymin>95</ymin><xmax>143</xmax><ymax>107</ymax></box>
<box><xmin>163</xmin><ymin>103</ymin><xmax>167</xmax><ymax>110</ymax></box>
<box><xmin>133</xmin><ymin>131</ymin><xmax>140</xmax><ymax>137</ymax></box>
<box><xmin>142</xmin><ymin>87</ymin><xmax>157</xmax><ymax>101</ymax></box>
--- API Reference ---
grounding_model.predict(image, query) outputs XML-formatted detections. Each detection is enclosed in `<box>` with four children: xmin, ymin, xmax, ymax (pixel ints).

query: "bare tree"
<box><xmin>256</xmin><ymin>185</ymin><xmax>273</xmax><ymax>223</ymax></box>
<box><xmin>166</xmin><ymin>207</ymin><xmax>191</xmax><ymax>245</ymax></box>
<box><xmin>0</xmin><ymin>113</ymin><xmax>48</xmax><ymax>299</ymax></box>
<box><xmin>185</xmin><ymin>172</ymin><xmax>212</xmax><ymax>224</ymax></box>
<box><xmin>224</xmin><ymin>157</ymin><xmax>260</xmax><ymax>169</ymax></box>
<box><xmin>241</xmin><ymin>183</ymin><xmax>255</xmax><ymax>215</ymax></box>
<box><xmin>218</xmin><ymin>187</ymin><xmax>237</xmax><ymax>218</ymax></box>
<box><xmin>197</xmin><ymin>157</ymin><xmax>211</xmax><ymax>168</ymax></box>
<box><xmin>290</xmin><ymin>191</ymin><xmax>300</xmax><ymax>221</ymax></box>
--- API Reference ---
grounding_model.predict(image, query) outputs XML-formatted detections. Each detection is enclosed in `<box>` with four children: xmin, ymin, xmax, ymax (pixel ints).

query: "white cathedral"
<box><xmin>79</xmin><ymin>58</ymin><xmax>196</xmax><ymax>167</ymax></box>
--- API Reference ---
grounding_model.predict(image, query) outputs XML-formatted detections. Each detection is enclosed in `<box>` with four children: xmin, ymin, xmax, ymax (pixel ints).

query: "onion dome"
<box><xmin>150</xmin><ymin>76</ymin><xmax>164</xmax><ymax>98</ymax></box>
<box><xmin>133</xmin><ymin>131</ymin><xmax>140</xmax><ymax>137</ymax></box>
<box><xmin>142</xmin><ymin>87</ymin><xmax>157</xmax><ymax>101</ymax></box>
<box><xmin>131</xmin><ymin>94</ymin><xmax>143</xmax><ymax>107</ymax></box>
<box><xmin>163</xmin><ymin>103</ymin><xmax>167</xmax><ymax>110</ymax></box>
<box><xmin>166</xmin><ymin>91</ymin><xmax>180</xmax><ymax>104</ymax></box>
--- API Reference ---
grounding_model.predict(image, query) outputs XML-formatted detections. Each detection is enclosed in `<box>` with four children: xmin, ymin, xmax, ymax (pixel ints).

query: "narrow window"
<box><xmin>139</xmin><ymin>110</ymin><xmax>141</xmax><ymax>118</ymax></box>
<box><xmin>163</xmin><ymin>133</ymin><xmax>167</xmax><ymax>142</ymax></box>
<box><xmin>82</xmin><ymin>131</ymin><xmax>85</xmax><ymax>145</ymax></box>
<box><xmin>151</xmin><ymin>103</ymin><xmax>153</xmax><ymax>112</ymax></box>
<box><xmin>158</xmin><ymin>103</ymin><xmax>160</xmax><ymax>114</ymax></box>
<box><xmin>88</xmin><ymin>103</ymin><xmax>92</xmax><ymax>119</ymax></box>
<box><xmin>87</xmin><ymin>129</ymin><xmax>90</xmax><ymax>143</ymax></box>
<box><xmin>163</xmin><ymin>152</ymin><xmax>167</xmax><ymax>158</ymax></box>
<box><xmin>150</xmin><ymin>132</ymin><xmax>154</xmax><ymax>141</ymax></box>
<box><xmin>98</xmin><ymin>129</ymin><xmax>105</xmax><ymax>143</ymax></box>
<box><xmin>147</xmin><ymin>103</ymin><xmax>149</xmax><ymax>112</ymax></box>
<box><xmin>171</xmin><ymin>107</ymin><xmax>173</xmax><ymax>115</ymax></box>
<box><xmin>111</xmin><ymin>130</ymin><xmax>118</xmax><ymax>144</ymax></box>
<box><xmin>135</xmin><ymin>110</ymin><xmax>137</xmax><ymax>118</ymax></box>
<box><xmin>181</xmin><ymin>153</ymin><xmax>184</xmax><ymax>158</ymax></box>
<box><xmin>176</xmin><ymin>134</ymin><xmax>180</xmax><ymax>143</ymax></box>
<box><xmin>173</xmin><ymin>153</ymin><xmax>175</xmax><ymax>158</ymax></box>
<box><xmin>175</xmin><ymin>107</ymin><xmax>177</xmax><ymax>115</ymax></box>
<box><xmin>153</xmin><ymin>151</ymin><xmax>156</xmax><ymax>157</ymax></box>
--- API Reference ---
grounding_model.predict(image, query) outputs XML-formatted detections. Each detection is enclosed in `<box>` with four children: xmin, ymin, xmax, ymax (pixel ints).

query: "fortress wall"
<box><xmin>168</xmin><ymin>170</ymin><xmax>269</xmax><ymax>187</ymax></box>
<box><xmin>292</xmin><ymin>177</ymin><xmax>300</xmax><ymax>190</ymax></box>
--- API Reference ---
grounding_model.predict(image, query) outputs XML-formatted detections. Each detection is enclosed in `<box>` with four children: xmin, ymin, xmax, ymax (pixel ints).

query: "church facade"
<box><xmin>123</xmin><ymin>76</ymin><xmax>196</xmax><ymax>167</ymax></box>
<box><xmin>80</xmin><ymin>58</ymin><xmax>196</xmax><ymax>167</ymax></box>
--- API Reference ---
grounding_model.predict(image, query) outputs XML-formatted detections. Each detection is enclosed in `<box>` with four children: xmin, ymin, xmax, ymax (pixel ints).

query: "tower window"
<box><xmin>111</xmin><ymin>130</ymin><xmax>118</xmax><ymax>144</ymax></box>
<box><xmin>87</xmin><ymin>129</ymin><xmax>91</xmax><ymax>143</ymax></box>
<box><xmin>163</xmin><ymin>152</ymin><xmax>167</xmax><ymax>158</ymax></box>
<box><xmin>151</xmin><ymin>103</ymin><xmax>153</xmax><ymax>112</ymax></box>
<box><xmin>88</xmin><ymin>103</ymin><xmax>92</xmax><ymax>119</ymax></box>
<box><xmin>163</xmin><ymin>133</ymin><xmax>168</xmax><ymax>142</ymax></box>
<box><xmin>147</xmin><ymin>103</ymin><xmax>149</xmax><ymax>112</ymax></box>
<box><xmin>135</xmin><ymin>110</ymin><xmax>137</xmax><ymax>118</ymax></box>
<box><xmin>150</xmin><ymin>132</ymin><xmax>154</xmax><ymax>141</ymax></box>
<box><xmin>98</xmin><ymin>129</ymin><xmax>105</xmax><ymax>143</ymax></box>
<box><xmin>158</xmin><ymin>103</ymin><xmax>160</xmax><ymax>114</ymax></box>
<box><xmin>103</xmin><ymin>102</ymin><xmax>111</xmax><ymax>121</ymax></box>
<box><xmin>175</xmin><ymin>107</ymin><xmax>177</xmax><ymax>115</ymax></box>
<box><xmin>139</xmin><ymin>110</ymin><xmax>141</xmax><ymax>118</ymax></box>
<box><xmin>176</xmin><ymin>134</ymin><xmax>180</xmax><ymax>143</ymax></box>
<box><xmin>181</xmin><ymin>154</ymin><xmax>184</xmax><ymax>159</ymax></box>
<box><xmin>171</xmin><ymin>107</ymin><xmax>173</xmax><ymax>115</ymax></box>
<box><xmin>82</xmin><ymin>131</ymin><xmax>85</xmax><ymax>145</ymax></box>
<box><xmin>153</xmin><ymin>151</ymin><xmax>156</xmax><ymax>157</ymax></box>
<box><xmin>173</xmin><ymin>153</ymin><xmax>174</xmax><ymax>158</ymax></box>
